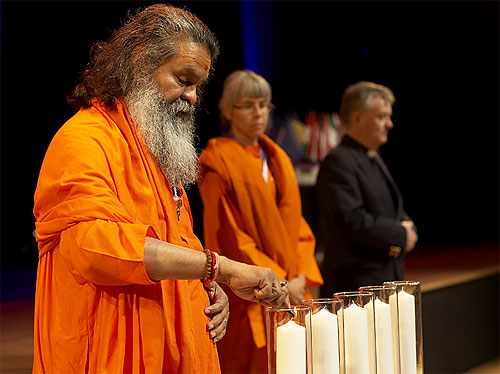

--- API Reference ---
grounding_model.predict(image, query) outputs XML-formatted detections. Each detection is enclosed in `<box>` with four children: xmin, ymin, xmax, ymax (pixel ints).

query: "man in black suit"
<box><xmin>316</xmin><ymin>81</ymin><xmax>418</xmax><ymax>297</ymax></box>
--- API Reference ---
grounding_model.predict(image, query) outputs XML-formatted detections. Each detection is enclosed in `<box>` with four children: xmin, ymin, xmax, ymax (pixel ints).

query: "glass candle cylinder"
<box><xmin>334</xmin><ymin>291</ymin><xmax>376</xmax><ymax>374</ymax></box>
<box><xmin>302</xmin><ymin>298</ymin><xmax>344</xmax><ymax>374</ymax></box>
<box><xmin>266</xmin><ymin>305</ymin><xmax>313</xmax><ymax>374</ymax></box>
<box><xmin>384</xmin><ymin>281</ymin><xmax>423</xmax><ymax>374</ymax></box>
<box><xmin>359</xmin><ymin>285</ymin><xmax>399</xmax><ymax>374</ymax></box>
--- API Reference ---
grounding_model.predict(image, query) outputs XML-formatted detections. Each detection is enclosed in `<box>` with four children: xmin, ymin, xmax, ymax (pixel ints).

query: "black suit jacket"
<box><xmin>316</xmin><ymin>135</ymin><xmax>414</xmax><ymax>296</ymax></box>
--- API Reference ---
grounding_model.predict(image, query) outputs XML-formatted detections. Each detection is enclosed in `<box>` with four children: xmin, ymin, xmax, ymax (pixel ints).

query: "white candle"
<box><xmin>389</xmin><ymin>293</ymin><xmax>401</xmax><ymax>374</ymax></box>
<box><xmin>338</xmin><ymin>308</ymin><xmax>345</xmax><ymax>374</ymax></box>
<box><xmin>311</xmin><ymin>308</ymin><xmax>340</xmax><ymax>374</ymax></box>
<box><xmin>277</xmin><ymin>319</ymin><xmax>306</xmax><ymax>374</ymax></box>
<box><xmin>363</xmin><ymin>301</ymin><xmax>377</xmax><ymax>374</ymax></box>
<box><xmin>398</xmin><ymin>291</ymin><xmax>417</xmax><ymax>374</ymax></box>
<box><xmin>344</xmin><ymin>303</ymin><xmax>370</xmax><ymax>374</ymax></box>
<box><xmin>374</xmin><ymin>299</ymin><xmax>396</xmax><ymax>374</ymax></box>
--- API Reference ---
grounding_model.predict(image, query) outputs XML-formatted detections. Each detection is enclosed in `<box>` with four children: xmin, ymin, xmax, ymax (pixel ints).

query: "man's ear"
<box><xmin>351</xmin><ymin>111</ymin><xmax>361</xmax><ymax>126</ymax></box>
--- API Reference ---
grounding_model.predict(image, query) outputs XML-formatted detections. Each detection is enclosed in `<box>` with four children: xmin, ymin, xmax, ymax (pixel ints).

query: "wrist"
<box><xmin>216</xmin><ymin>256</ymin><xmax>233</xmax><ymax>285</ymax></box>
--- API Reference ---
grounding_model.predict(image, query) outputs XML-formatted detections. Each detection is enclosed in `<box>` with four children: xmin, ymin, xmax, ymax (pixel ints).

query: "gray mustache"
<box><xmin>170</xmin><ymin>99</ymin><xmax>195</xmax><ymax>116</ymax></box>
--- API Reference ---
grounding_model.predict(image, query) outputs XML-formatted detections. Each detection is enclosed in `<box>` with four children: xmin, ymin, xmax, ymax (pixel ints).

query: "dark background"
<box><xmin>1</xmin><ymin>1</ymin><xmax>498</xmax><ymax>298</ymax></box>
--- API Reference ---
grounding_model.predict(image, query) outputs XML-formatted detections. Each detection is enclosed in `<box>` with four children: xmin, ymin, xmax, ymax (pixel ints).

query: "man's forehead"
<box><xmin>366</xmin><ymin>95</ymin><xmax>391</xmax><ymax>110</ymax></box>
<box><xmin>178</xmin><ymin>46</ymin><xmax>211</xmax><ymax>73</ymax></box>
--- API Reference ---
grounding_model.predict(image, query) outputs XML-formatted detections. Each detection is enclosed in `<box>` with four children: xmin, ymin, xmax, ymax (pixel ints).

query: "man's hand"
<box><xmin>402</xmin><ymin>220</ymin><xmax>418</xmax><ymax>253</ymax></box>
<box><xmin>287</xmin><ymin>273</ymin><xmax>306</xmax><ymax>305</ymax></box>
<box><xmin>204</xmin><ymin>281</ymin><xmax>229</xmax><ymax>343</ymax></box>
<box><xmin>217</xmin><ymin>257</ymin><xmax>289</xmax><ymax>307</ymax></box>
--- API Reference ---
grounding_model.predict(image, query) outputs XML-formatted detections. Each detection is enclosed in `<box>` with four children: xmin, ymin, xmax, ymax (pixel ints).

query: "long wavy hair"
<box><xmin>68</xmin><ymin>4</ymin><xmax>219</xmax><ymax>109</ymax></box>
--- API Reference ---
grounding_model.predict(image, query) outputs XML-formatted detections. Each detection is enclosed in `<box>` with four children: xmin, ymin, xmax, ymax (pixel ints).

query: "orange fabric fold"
<box><xmin>33</xmin><ymin>100</ymin><xmax>219</xmax><ymax>373</ymax></box>
<box><xmin>199</xmin><ymin>136</ymin><xmax>323</xmax><ymax>351</ymax></box>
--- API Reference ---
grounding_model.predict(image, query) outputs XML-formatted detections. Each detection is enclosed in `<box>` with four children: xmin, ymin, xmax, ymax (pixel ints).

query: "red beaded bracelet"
<box><xmin>203</xmin><ymin>249</ymin><xmax>219</xmax><ymax>288</ymax></box>
<box><xmin>203</xmin><ymin>248</ymin><xmax>212</xmax><ymax>285</ymax></box>
<box><xmin>212</xmin><ymin>252</ymin><xmax>219</xmax><ymax>282</ymax></box>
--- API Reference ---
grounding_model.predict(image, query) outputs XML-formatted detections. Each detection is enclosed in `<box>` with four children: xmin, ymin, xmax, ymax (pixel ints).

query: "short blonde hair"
<box><xmin>339</xmin><ymin>81</ymin><xmax>395</xmax><ymax>129</ymax></box>
<box><xmin>219</xmin><ymin>70</ymin><xmax>272</xmax><ymax>135</ymax></box>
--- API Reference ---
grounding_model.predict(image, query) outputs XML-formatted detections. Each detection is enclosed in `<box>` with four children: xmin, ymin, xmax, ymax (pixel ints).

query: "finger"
<box><xmin>207</xmin><ymin>305</ymin><xmax>229</xmax><ymax>327</ymax></box>
<box><xmin>208</xmin><ymin>314</ymin><xmax>229</xmax><ymax>342</ymax></box>
<box><xmin>212</xmin><ymin>321</ymin><xmax>227</xmax><ymax>343</ymax></box>
<box><xmin>275</xmin><ymin>291</ymin><xmax>289</xmax><ymax>307</ymax></box>
<box><xmin>263</xmin><ymin>271</ymin><xmax>282</xmax><ymax>296</ymax></box>
<box><xmin>205</xmin><ymin>301</ymin><xmax>224</xmax><ymax>315</ymax></box>
<box><xmin>205</xmin><ymin>281</ymin><xmax>217</xmax><ymax>301</ymax></box>
<box><xmin>258</xmin><ymin>292</ymin><xmax>281</xmax><ymax>306</ymax></box>
<box><xmin>255</xmin><ymin>282</ymin><xmax>274</xmax><ymax>299</ymax></box>
<box><xmin>281</xmin><ymin>283</ymin><xmax>289</xmax><ymax>296</ymax></box>
<box><xmin>269</xmin><ymin>292</ymin><xmax>289</xmax><ymax>307</ymax></box>
<box><xmin>257</xmin><ymin>279</ymin><xmax>283</xmax><ymax>300</ymax></box>
<box><xmin>284</xmin><ymin>294</ymin><xmax>291</xmax><ymax>308</ymax></box>
<box><xmin>267</xmin><ymin>282</ymin><xmax>288</xmax><ymax>304</ymax></box>
<box><xmin>207</xmin><ymin>312</ymin><xmax>223</xmax><ymax>332</ymax></box>
<box><xmin>259</xmin><ymin>290</ymin><xmax>286</xmax><ymax>307</ymax></box>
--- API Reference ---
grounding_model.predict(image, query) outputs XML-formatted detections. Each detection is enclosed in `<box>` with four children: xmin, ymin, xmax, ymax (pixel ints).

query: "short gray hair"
<box><xmin>339</xmin><ymin>81</ymin><xmax>395</xmax><ymax>128</ymax></box>
<box><xmin>219</xmin><ymin>70</ymin><xmax>272</xmax><ymax>135</ymax></box>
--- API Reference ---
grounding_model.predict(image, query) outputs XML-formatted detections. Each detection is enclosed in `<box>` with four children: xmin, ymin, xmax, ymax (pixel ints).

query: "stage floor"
<box><xmin>1</xmin><ymin>297</ymin><xmax>34</xmax><ymax>373</ymax></box>
<box><xmin>405</xmin><ymin>244</ymin><xmax>499</xmax><ymax>293</ymax></box>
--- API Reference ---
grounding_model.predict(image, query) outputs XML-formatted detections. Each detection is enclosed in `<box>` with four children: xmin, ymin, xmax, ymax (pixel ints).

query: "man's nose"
<box><xmin>181</xmin><ymin>86</ymin><xmax>197</xmax><ymax>105</ymax></box>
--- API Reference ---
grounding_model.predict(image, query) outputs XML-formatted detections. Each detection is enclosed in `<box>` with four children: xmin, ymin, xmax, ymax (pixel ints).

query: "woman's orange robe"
<box><xmin>199</xmin><ymin>136</ymin><xmax>323</xmax><ymax>371</ymax></box>
<box><xmin>33</xmin><ymin>100</ymin><xmax>220</xmax><ymax>373</ymax></box>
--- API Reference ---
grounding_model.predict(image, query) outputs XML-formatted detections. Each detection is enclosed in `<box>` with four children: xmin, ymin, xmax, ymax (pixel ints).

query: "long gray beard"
<box><xmin>126</xmin><ymin>81</ymin><xmax>199</xmax><ymax>187</ymax></box>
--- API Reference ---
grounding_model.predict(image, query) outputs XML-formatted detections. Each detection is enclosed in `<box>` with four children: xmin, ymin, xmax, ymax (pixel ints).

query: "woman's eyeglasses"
<box><xmin>233</xmin><ymin>101</ymin><xmax>274</xmax><ymax>114</ymax></box>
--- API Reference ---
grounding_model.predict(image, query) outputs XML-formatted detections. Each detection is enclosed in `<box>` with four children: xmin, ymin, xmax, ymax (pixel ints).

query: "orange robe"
<box><xmin>33</xmin><ymin>100</ymin><xmax>220</xmax><ymax>373</ymax></box>
<box><xmin>199</xmin><ymin>136</ymin><xmax>323</xmax><ymax>372</ymax></box>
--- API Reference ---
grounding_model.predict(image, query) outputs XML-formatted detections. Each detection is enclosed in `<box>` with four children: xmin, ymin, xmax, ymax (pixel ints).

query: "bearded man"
<box><xmin>33</xmin><ymin>5</ymin><xmax>288</xmax><ymax>373</ymax></box>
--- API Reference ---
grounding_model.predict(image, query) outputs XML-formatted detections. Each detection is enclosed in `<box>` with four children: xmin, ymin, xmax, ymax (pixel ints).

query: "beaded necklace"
<box><xmin>172</xmin><ymin>186</ymin><xmax>183</xmax><ymax>221</ymax></box>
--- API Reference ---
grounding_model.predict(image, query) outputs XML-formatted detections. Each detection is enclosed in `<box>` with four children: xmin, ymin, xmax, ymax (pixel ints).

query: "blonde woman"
<box><xmin>199</xmin><ymin>70</ymin><xmax>323</xmax><ymax>373</ymax></box>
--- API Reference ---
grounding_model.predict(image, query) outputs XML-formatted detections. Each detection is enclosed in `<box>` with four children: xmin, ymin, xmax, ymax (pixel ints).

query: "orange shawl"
<box><xmin>199</xmin><ymin>136</ymin><xmax>323</xmax><ymax>348</ymax></box>
<box><xmin>33</xmin><ymin>100</ymin><xmax>219</xmax><ymax>373</ymax></box>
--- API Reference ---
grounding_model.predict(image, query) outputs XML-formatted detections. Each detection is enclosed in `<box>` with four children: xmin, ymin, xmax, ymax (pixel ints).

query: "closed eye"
<box><xmin>177</xmin><ymin>76</ymin><xmax>188</xmax><ymax>85</ymax></box>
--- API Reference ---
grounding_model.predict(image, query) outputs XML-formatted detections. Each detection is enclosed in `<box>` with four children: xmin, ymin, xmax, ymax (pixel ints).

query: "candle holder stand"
<box><xmin>359</xmin><ymin>285</ymin><xmax>400</xmax><ymax>374</ymax></box>
<box><xmin>384</xmin><ymin>281</ymin><xmax>423</xmax><ymax>374</ymax></box>
<box><xmin>334</xmin><ymin>291</ymin><xmax>376</xmax><ymax>374</ymax></box>
<box><xmin>302</xmin><ymin>298</ymin><xmax>344</xmax><ymax>374</ymax></box>
<box><xmin>266</xmin><ymin>305</ymin><xmax>313</xmax><ymax>374</ymax></box>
